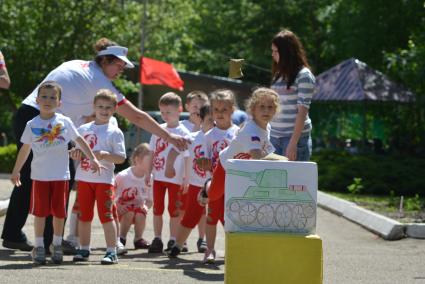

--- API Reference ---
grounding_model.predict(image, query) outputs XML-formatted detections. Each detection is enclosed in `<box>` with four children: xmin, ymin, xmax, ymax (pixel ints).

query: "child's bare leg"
<box><xmin>120</xmin><ymin>212</ymin><xmax>134</xmax><ymax>239</ymax></box>
<box><xmin>170</xmin><ymin>216</ymin><xmax>179</xmax><ymax>239</ymax></box>
<box><xmin>206</xmin><ymin>224</ymin><xmax>216</xmax><ymax>250</ymax></box>
<box><xmin>78</xmin><ymin>221</ymin><xmax>92</xmax><ymax>247</ymax></box>
<box><xmin>197</xmin><ymin>214</ymin><xmax>206</xmax><ymax>240</ymax></box>
<box><xmin>134</xmin><ymin>213</ymin><xmax>146</xmax><ymax>241</ymax></box>
<box><xmin>34</xmin><ymin>216</ymin><xmax>46</xmax><ymax>247</ymax></box>
<box><xmin>175</xmin><ymin>225</ymin><xmax>192</xmax><ymax>247</ymax></box>
<box><xmin>153</xmin><ymin>215</ymin><xmax>163</xmax><ymax>238</ymax></box>
<box><xmin>102</xmin><ymin>221</ymin><xmax>117</xmax><ymax>249</ymax></box>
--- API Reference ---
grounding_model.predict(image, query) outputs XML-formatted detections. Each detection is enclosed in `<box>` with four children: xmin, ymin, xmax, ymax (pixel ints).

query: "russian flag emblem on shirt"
<box><xmin>251</xmin><ymin>136</ymin><xmax>260</xmax><ymax>142</ymax></box>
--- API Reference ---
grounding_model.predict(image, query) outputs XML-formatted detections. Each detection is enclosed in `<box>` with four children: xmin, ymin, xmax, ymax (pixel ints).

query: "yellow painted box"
<box><xmin>225</xmin><ymin>233</ymin><xmax>323</xmax><ymax>284</ymax></box>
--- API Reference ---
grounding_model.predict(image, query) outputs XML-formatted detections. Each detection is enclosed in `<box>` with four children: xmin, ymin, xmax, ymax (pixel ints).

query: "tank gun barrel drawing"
<box><xmin>227</xmin><ymin>168</ymin><xmax>287</xmax><ymax>188</ymax></box>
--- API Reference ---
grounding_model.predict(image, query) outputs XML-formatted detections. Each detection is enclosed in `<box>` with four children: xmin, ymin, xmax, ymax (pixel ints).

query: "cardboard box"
<box><xmin>225</xmin><ymin>233</ymin><xmax>323</xmax><ymax>284</ymax></box>
<box><xmin>224</xmin><ymin>160</ymin><xmax>317</xmax><ymax>234</ymax></box>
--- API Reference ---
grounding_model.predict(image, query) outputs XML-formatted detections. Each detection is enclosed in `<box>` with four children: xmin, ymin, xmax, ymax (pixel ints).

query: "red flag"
<box><xmin>140</xmin><ymin>57</ymin><xmax>184</xmax><ymax>91</ymax></box>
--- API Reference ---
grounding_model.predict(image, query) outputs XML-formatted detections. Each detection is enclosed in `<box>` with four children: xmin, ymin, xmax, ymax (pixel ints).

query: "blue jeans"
<box><xmin>270</xmin><ymin>135</ymin><xmax>312</xmax><ymax>161</ymax></box>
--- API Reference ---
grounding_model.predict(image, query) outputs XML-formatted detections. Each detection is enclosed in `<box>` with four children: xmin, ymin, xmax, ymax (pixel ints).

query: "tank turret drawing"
<box><xmin>225</xmin><ymin>168</ymin><xmax>316</xmax><ymax>233</ymax></box>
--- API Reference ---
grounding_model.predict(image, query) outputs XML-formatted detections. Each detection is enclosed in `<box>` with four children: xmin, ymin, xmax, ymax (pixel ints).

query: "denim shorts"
<box><xmin>270</xmin><ymin>135</ymin><xmax>312</xmax><ymax>161</ymax></box>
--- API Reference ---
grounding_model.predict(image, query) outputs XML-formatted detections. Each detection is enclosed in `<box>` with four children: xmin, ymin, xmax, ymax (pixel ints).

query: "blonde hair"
<box><xmin>209</xmin><ymin>89</ymin><xmax>236</xmax><ymax>108</ymax></box>
<box><xmin>186</xmin><ymin>90</ymin><xmax>208</xmax><ymax>104</ymax></box>
<box><xmin>159</xmin><ymin>92</ymin><xmax>182</xmax><ymax>108</ymax></box>
<box><xmin>130</xmin><ymin>143</ymin><xmax>150</xmax><ymax>165</ymax></box>
<box><xmin>245</xmin><ymin>87</ymin><xmax>280</xmax><ymax>115</ymax></box>
<box><xmin>94</xmin><ymin>89</ymin><xmax>118</xmax><ymax>106</ymax></box>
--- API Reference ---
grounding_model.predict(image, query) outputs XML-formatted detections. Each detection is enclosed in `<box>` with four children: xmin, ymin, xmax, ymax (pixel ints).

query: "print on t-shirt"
<box><xmin>192</xmin><ymin>144</ymin><xmax>206</xmax><ymax>178</ymax></box>
<box><xmin>81</xmin><ymin>132</ymin><xmax>97</xmax><ymax>171</ymax></box>
<box><xmin>153</xmin><ymin>138</ymin><xmax>168</xmax><ymax>171</ymax></box>
<box><xmin>32</xmin><ymin>123</ymin><xmax>66</xmax><ymax>146</ymax></box>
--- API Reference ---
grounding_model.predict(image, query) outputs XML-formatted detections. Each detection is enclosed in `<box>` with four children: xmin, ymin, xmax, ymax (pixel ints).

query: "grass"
<box><xmin>324</xmin><ymin>191</ymin><xmax>425</xmax><ymax>223</ymax></box>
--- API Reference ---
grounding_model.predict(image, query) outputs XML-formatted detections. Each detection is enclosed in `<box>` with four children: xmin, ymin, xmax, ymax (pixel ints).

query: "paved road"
<box><xmin>0</xmin><ymin>190</ymin><xmax>424</xmax><ymax>283</ymax></box>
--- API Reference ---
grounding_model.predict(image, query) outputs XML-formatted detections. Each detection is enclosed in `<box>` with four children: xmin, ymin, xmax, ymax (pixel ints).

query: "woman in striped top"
<box><xmin>270</xmin><ymin>29</ymin><xmax>315</xmax><ymax>161</ymax></box>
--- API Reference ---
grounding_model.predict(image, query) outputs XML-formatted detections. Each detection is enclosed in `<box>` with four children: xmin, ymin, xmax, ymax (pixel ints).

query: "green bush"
<box><xmin>0</xmin><ymin>144</ymin><xmax>17</xmax><ymax>173</ymax></box>
<box><xmin>311</xmin><ymin>149</ymin><xmax>425</xmax><ymax>196</ymax></box>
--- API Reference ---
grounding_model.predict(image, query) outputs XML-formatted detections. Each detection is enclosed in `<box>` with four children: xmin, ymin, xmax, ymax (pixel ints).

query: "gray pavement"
<box><xmin>1</xmin><ymin>178</ymin><xmax>425</xmax><ymax>283</ymax></box>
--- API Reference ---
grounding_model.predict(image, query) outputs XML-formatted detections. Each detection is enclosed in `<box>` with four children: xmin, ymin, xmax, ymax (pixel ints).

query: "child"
<box><xmin>166</xmin><ymin>104</ymin><xmax>215</xmax><ymax>258</ymax></box>
<box><xmin>181</xmin><ymin>90</ymin><xmax>209</xmax><ymax>132</ymax></box>
<box><xmin>147</xmin><ymin>92</ymin><xmax>191</xmax><ymax>253</ymax></box>
<box><xmin>115</xmin><ymin>143</ymin><xmax>153</xmax><ymax>250</ymax></box>
<box><xmin>180</xmin><ymin>90</ymin><xmax>209</xmax><ymax>252</ymax></box>
<box><xmin>200</xmin><ymin>87</ymin><xmax>280</xmax><ymax>264</ymax></box>
<box><xmin>10</xmin><ymin>81</ymin><xmax>102</xmax><ymax>265</ymax></box>
<box><xmin>72</xmin><ymin>89</ymin><xmax>126</xmax><ymax>265</ymax></box>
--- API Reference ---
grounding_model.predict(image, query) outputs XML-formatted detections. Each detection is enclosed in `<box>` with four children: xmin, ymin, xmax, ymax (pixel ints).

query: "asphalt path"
<box><xmin>0</xmin><ymin>190</ymin><xmax>424</xmax><ymax>284</ymax></box>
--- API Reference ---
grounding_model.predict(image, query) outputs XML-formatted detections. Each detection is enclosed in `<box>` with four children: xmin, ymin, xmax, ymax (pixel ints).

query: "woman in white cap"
<box><xmin>1</xmin><ymin>37</ymin><xmax>187</xmax><ymax>253</ymax></box>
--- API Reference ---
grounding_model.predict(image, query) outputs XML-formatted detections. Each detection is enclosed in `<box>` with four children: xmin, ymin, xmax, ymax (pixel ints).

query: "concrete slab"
<box><xmin>405</xmin><ymin>223</ymin><xmax>425</xmax><ymax>239</ymax></box>
<box><xmin>0</xmin><ymin>199</ymin><xmax>9</xmax><ymax>216</ymax></box>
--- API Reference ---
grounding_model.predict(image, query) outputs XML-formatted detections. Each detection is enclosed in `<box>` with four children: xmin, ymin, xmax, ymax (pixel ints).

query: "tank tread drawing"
<box><xmin>226</xmin><ymin>199</ymin><xmax>316</xmax><ymax>233</ymax></box>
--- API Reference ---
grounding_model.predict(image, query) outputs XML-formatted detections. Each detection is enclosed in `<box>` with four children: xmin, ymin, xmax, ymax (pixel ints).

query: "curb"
<box><xmin>0</xmin><ymin>199</ymin><xmax>9</xmax><ymax>217</ymax></box>
<box><xmin>318</xmin><ymin>191</ymin><xmax>425</xmax><ymax>240</ymax></box>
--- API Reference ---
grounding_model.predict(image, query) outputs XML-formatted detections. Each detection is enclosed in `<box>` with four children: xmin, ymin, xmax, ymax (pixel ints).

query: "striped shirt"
<box><xmin>270</xmin><ymin>67</ymin><xmax>315</xmax><ymax>138</ymax></box>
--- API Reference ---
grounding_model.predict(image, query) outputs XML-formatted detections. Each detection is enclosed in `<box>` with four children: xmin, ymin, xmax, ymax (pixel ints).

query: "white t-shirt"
<box><xmin>181</xmin><ymin>119</ymin><xmax>195</xmax><ymax>132</ymax></box>
<box><xmin>115</xmin><ymin>167</ymin><xmax>153</xmax><ymax>208</ymax></box>
<box><xmin>219</xmin><ymin>120</ymin><xmax>275</xmax><ymax>170</ymax></box>
<box><xmin>148</xmin><ymin>123</ymin><xmax>190</xmax><ymax>185</ymax></box>
<box><xmin>22</xmin><ymin>60</ymin><xmax>126</xmax><ymax>124</ymax></box>
<box><xmin>186</xmin><ymin>131</ymin><xmax>210</xmax><ymax>187</ymax></box>
<box><xmin>75</xmin><ymin>120</ymin><xmax>126</xmax><ymax>185</ymax></box>
<box><xmin>20</xmin><ymin>113</ymin><xmax>80</xmax><ymax>181</ymax></box>
<box><xmin>204</xmin><ymin>125</ymin><xmax>239</xmax><ymax>171</ymax></box>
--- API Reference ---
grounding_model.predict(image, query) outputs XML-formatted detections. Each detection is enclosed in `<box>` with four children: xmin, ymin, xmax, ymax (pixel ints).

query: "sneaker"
<box><xmin>148</xmin><ymin>238</ymin><xmax>163</xmax><ymax>253</ymax></box>
<box><xmin>62</xmin><ymin>239</ymin><xmax>78</xmax><ymax>255</ymax></box>
<box><xmin>51</xmin><ymin>245</ymin><xmax>63</xmax><ymax>264</ymax></box>
<box><xmin>197</xmin><ymin>239</ymin><xmax>207</xmax><ymax>253</ymax></box>
<box><xmin>167</xmin><ymin>245</ymin><xmax>181</xmax><ymax>258</ymax></box>
<box><xmin>73</xmin><ymin>249</ymin><xmax>90</xmax><ymax>262</ymax></box>
<box><xmin>101</xmin><ymin>251</ymin><xmax>118</xmax><ymax>265</ymax></box>
<box><xmin>203</xmin><ymin>249</ymin><xmax>216</xmax><ymax>264</ymax></box>
<box><xmin>134</xmin><ymin>238</ymin><xmax>150</xmax><ymax>249</ymax></box>
<box><xmin>3</xmin><ymin>239</ymin><xmax>34</xmax><ymax>252</ymax></box>
<box><xmin>164</xmin><ymin>240</ymin><xmax>175</xmax><ymax>252</ymax></box>
<box><xmin>181</xmin><ymin>242</ymin><xmax>188</xmax><ymax>253</ymax></box>
<box><xmin>116</xmin><ymin>240</ymin><xmax>128</xmax><ymax>256</ymax></box>
<box><xmin>119</xmin><ymin>237</ymin><xmax>126</xmax><ymax>247</ymax></box>
<box><xmin>32</xmin><ymin>247</ymin><xmax>46</xmax><ymax>265</ymax></box>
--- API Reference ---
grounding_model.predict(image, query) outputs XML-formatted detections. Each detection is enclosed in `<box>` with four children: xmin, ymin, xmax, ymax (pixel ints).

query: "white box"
<box><xmin>224</xmin><ymin>159</ymin><xmax>318</xmax><ymax>234</ymax></box>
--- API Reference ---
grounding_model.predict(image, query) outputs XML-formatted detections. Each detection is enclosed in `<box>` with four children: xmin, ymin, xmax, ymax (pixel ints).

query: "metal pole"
<box><xmin>136</xmin><ymin>0</ymin><xmax>147</xmax><ymax>146</ymax></box>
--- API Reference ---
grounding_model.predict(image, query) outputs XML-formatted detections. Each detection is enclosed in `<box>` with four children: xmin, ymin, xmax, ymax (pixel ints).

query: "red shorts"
<box><xmin>77</xmin><ymin>181</ymin><xmax>115</xmax><ymax>224</ymax></box>
<box><xmin>30</xmin><ymin>180</ymin><xmax>69</xmax><ymax>218</ymax></box>
<box><xmin>207</xmin><ymin>195</ymin><xmax>224</xmax><ymax>225</ymax></box>
<box><xmin>208</xmin><ymin>160</ymin><xmax>226</xmax><ymax>202</ymax></box>
<box><xmin>153</xmin><ymin>180</ymin><xmax>182</xmax><ymax>217</ymax></box>
<box><xmin>180</xmin><ymin>185</ymin><xmax>207</xmax><ymax>229</ymax></box>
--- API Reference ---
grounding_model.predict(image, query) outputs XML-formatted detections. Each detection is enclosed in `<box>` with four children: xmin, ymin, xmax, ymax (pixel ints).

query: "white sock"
<box><xmin>52</xmin><ymin>235</ymin><xmax>62</xmax><ymax>246</ymax></box>
<box><xmin>106</xmin><ymin>247</ymin><xmax>116</xmax><ymax>253</ymax></box>
<box><xmin>35</xmin><ymin>237</ymin><xmax>44</xmax><ymax>248</ymax></box>
<box><xmin>81</xmin><ymin>245</ymin><xmax>90</xmax><ymax>251</ymax></box>
<box><xmin>67</xmin><ymin>212</ymin><xmax>79</xmax><ymax>238</ymax></box>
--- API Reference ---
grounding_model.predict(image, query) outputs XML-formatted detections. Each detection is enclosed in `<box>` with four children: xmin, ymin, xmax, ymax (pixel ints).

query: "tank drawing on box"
<box><xmin>225</xmin><ymin>168</ymin><xmax>316</xmax><ymax>234</ymax></box>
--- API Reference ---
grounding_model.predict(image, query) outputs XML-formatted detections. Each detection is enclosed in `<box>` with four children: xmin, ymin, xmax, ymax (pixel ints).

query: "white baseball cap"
<box><xmin>97</xmin><ymin>46</ymin><xmax>135</xmax><ymax>68</ymax></box>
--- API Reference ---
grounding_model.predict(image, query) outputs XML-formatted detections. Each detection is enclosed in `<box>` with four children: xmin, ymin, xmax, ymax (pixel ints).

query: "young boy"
<box><xmin>181</xmin><ymin>90</ymin><xmax>209</xmax><ymax>132</ymax></box>
<box><xmin>71</xmin><ymin>89</ymin><xmax>126</xmax><ymax>265</ymax></box>
<box><xmin>10</xmin><ymin>81</ymin><xmax>102</xmax><ymax>265</ymax></box>
<box><xmin>147</xmin><ymin>92</ymin><xmax>191</xmax><ymax>253</ymax></box>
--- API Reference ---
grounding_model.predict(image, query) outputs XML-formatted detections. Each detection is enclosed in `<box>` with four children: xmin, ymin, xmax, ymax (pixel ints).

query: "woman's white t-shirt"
<box><xmin>20</xmin><ymin>113</ymin><xmax>80</xmax><ymax>181</ymax></box>
<box><xmin>22</xmin><ymin>60</ymin><xmax>126</xmax><ymax>123</ymax></box>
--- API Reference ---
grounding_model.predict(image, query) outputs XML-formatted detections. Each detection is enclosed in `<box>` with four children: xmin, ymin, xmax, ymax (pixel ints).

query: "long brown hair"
<box><xmin>271</xmin><ymin>29</ymin><xmax>310</xmax><ymax>89</ymax></box>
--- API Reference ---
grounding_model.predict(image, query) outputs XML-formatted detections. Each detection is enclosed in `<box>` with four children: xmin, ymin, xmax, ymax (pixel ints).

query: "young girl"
<box><xmin>201</xmin><ymin>90</ymin><xmax>239</xmax><ymax>263</ymax></box>
<box><xmin>200</xmin><ymin>87</ymin><xmax>280</xmax><ymax>264</ymax></box>
<box><xmin>166</xmin><ymin>104</ymin><xmax>214</xmax><ymax>258</ymax></box>
<box><xmin>115</xmin><ymin>143</ymin><xmax>153</xmax><ymax>250</ymax></box>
